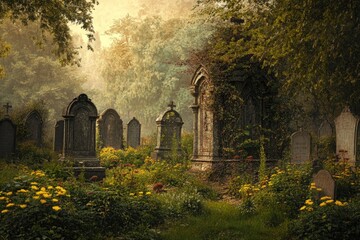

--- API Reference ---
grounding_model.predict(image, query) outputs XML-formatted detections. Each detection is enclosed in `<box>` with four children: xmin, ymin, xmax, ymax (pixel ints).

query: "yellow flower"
<box><xmin>19</xmin><ymin>204</ymin><xmax>27</xmax><ymax>209</ymax></box>
<box><xmin>316</xmin><ymin>188</ymin><xmax>322</xmax><ymax>191</ymax></box>
<box><xmin>319</xmin><ymin>202</ymin><xmax>327</xmax><ymax>207</ymax></box>
<box><xmin>335</xmin><ymin>200</ymin><xmax>347</xmax><ymax>206</ymax></box>
<box><xmin>31</xmin><ymin>186</ymin><xmax>39</xmax><ymax>190</ymax></box>
<box><xmin>138</xmin><ymin>191</ymin><xmax>144</xmax><ymax>195</ymax></box>
<box><xmin>300</xmin><ymin>206</ymin><xmax>306</xmax><ymax>211</ymax></box>
<box><xmin>47</xmin><ymin>186</ymin><xmax>54</xmax><ymax>190</ymax></box>
<box><xmin>17</xmin><ymin>189</ymin><xmax>28</xmax><ymax>193</ymax></box>
<box><xmin>40</xmin><ymin>187</ymin><xmax>46</xmax><ymax>191</ymax></box>
<box><xmin>30</xmin><ymin>182</ymin><xmax>38</xmax><ymax>185</ymax></box>
<box><xmin>5</xmin><ymin>192</ymin><xmax>13</xmax><ymax>196</ymax></box>
<box><xmin>52</xmin><ymin>206</ymin><xmax>61</xmax><ymax>211</ymax></box>
<box><xmin>325</xmin><ymin>199</ymin><xmax>334</xmax><ymax>204</ymax></box>
<box><xmin>40</xmin><ymin>199</ymin><xmax>47</xmax><ymax>204</ymax></box>
<box><xmin>0</xmin><ymin>196</ymin><xmax>6</xmax><ymax>201</ymax></box>
<box><xmin>145</xmin><ymin>192</ymin><xmax>151</xmax><ymax>195</ymax></box>
<box><xmin>305</xmin><ymin>199</ymin><xmax>313</xmax><ymax>205</ymax></box>
<box><xmin>1</xmin><ymin>209</ymin><xmax>9</xmax><ymax>214</ymax></box>
<box><xmin>320</xmin><ymin>196</ymin><xmax>332</xmax><ymax>201</ymax></box>
<box><xmin>52</xmin><ymin>198</ymin><xmax>59</xmax><ymax>202</ymax></box>
<box><xmin>129</xmin><ymin>193</ymin><xmax>135</xmax><ymax>196</ymax></box>
<box><xmin>6</xmin><ymin>203</ymin><xmax>15</xmax><ymax>208</ymax></box>
<box><xmin>33</xmin><ymin>196</ymin><xmax>40</xmax><ymax>200</ymax></box>
<box><xmin>43</xmin><ymin>193</ymin><xmax>52</xmax><ymax>198</ymax></box>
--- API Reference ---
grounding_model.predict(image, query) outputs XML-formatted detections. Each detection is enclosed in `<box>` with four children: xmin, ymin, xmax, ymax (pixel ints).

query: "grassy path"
<box><xmin>159</xmin><ymin>201</ymin><xmax>287</xmax><ymax>240</ymax></box>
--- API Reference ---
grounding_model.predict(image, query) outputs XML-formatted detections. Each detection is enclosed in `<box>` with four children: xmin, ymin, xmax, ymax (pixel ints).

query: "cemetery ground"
<box><xmin>1</xmin><ymin>137</ymin><xmax>360</xmax><ymax>239</ymax></box>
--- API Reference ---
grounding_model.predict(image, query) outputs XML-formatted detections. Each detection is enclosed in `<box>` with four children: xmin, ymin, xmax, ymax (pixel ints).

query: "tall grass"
<box><xmin>160</xmin><ymin>201</ymin><xmax>287</xmax><ymax>240</ymax></box>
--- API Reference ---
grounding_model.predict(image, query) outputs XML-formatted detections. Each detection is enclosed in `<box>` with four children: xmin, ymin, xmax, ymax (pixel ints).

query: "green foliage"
<box><xmin>16</xmin><ymin>142</ymin><xmax>55</xmax><ymax>167</ymax></box>
<box><xmin>99</xmin><ymin>146</ymin><xmax>152</xmax><ymax>168</ymax></box>
<box><xmin>266</xmin><ymin>165</ymin><xmax>312</xmax><ymax>218</ymax></box>
<box><xmin>155</xmin><ymin>189</ymin><xmax>203</xmax><ymax>219</ymax></box>
<box><xmin>101</xmin><ymin>15</ymin><xmax>214</xmax><ymax>132</ymax></box>
<box><xmin>288</xmin><ymin>200</ymin><xmax>360</xmax><ymax>240</ymax></box>
<box><xmin>0</xmin><ymin>0</ymin><xmax>97</xmax><ymax>67</ymax></box>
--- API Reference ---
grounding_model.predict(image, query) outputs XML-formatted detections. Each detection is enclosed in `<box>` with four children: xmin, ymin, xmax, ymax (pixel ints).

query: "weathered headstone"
<box><xmin>318</xmin><ymin>120</ymin><xmax>333</xmax><ymax>138</ymax></box>
<box><xmin>62</xmin><ymin>93</ymin><xmax>105</xmax><ymax>180</ymax></box>
<box><xmin>0</xmin><ymin>103</ymin><xmax>16</xmax><ymax>158</ymax></box>
<box><xmin>24</xmin><ymin>110</ymin><xmax>43</xmax><ymax>147</ymax></box>
<box><xmin>0</xmin><ymin>118</ymin><xmax>16</xmax><ymax>158</ymax></box>
<box><xmin>127</xmin><ymin>117</ymin><xmax>141</xmax><ymax>148</ymax></box>
<box><xmin>291</xmin><ymin>129</ymin><xmax>311</xmax><ymax>164</ymax></box>
<box><xmin>334</xmin><ymin>106</ymin><xmax>358</xmax><ymax>166</ymax></box>
<box><xmin>313</xmin><ymin>169</ymin><xmax>336</xmax><ymax>199</ymax></box>
<box><xmin>98</xmin><ymin>109</ymin><xmax>123</xmax><ymax>149</ymax></box>
<box><xmin>53</xmin><ymin>120</ymin><xmax>64</xmax><ymax>153</ymax></box>
<box><xmin>153</xmin><ymin>101</ymin><xmax>184</xmax><ymax>159</ymax></box>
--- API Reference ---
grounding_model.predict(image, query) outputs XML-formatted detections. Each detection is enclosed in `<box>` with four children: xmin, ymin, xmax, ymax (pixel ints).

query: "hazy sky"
<box><xmin>73</xmin><ymin>0</ymin><xmax>195</xmax><ymax>48</ymax></box>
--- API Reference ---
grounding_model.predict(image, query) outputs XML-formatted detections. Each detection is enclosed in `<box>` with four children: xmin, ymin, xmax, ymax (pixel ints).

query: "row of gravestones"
<box><xmin>0</xmin><ymin>103</ymin><xmax>43</xmax><ymax>158</ymax></box>
<box><xmin>290</xmin><ymin>106</ymin><xmax>357</xmax><ymax>165</ymax></box>
<box><xmin>290</xmin><ymin>106</ymin><xmax>360</xmax><ymax>200</ymax></box>
<box><xmin>53</xmin><ymin>111</ymin><xmax>141</xmax><ymax>154</ymax></box>
<box><xmin>1</xmin><ymin>94</ymin><xmax>184</xmax><ymax>180</ymax></box>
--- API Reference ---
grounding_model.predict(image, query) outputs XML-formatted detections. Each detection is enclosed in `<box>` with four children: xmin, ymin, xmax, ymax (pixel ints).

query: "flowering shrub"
<box><xmin>0</xmin><ymin>170</ymin><xmax>82</xmax><ymax>239</ymax></box>
<box><xmin>99</xmin><ymin>146</ymin><xmax>152</xmax><ymax>168</ymax></box>
<box><xmin>288</xmin><ymin>198</ymin><xmax>360</xmax><ymax>240</ymax></box>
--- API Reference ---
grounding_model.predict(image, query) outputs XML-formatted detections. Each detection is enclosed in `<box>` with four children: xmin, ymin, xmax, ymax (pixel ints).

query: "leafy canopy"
<box><xmin>0</xmin><ymin>0</ymin><xmax>98</xmax><ymax>73</ymax></box>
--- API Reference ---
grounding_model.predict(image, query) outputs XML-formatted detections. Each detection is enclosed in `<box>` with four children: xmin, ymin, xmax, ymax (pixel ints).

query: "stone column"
<box><xmin>190</xmin><ymin>104</ymin><xmax>199</xmax><ymax>158</ymax></box>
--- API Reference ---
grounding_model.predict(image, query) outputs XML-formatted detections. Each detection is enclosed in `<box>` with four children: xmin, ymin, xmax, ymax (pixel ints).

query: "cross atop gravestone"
<box><xmin>3</xmin><ymin>102</ymin><xmax>12</xmax><ymax>116</ymax></box>
<box><xmin>168</xmin><ymin>101</ymin><xmax>176</xmax><ymax>110</ymax></box>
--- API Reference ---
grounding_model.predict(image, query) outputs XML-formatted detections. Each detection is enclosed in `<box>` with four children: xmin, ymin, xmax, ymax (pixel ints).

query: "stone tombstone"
<box><xmin>0</xmin><ymin>118</ymin><xmax>16</xmax><ymax>158</ymax></box>
<box><xmin>127</xmin><ymin>117</ymin><xmax>141</xmax><ymax>148</ymax></box>
<box><xmin>153</xmin><ymin>101</ymin><xmax>184</xmax><ymax>159</ymax></box>
<box><xmin>62</xmin><ymin>93</ymin><xmax>105</xmax><ymax>180</ymax></box>
<box><xmin>53</xmin><ymin>120</ymin><xmax>64</xmax><ymax>153</ymax></box>
<box><xmin>98</xmin><ymin>109</ymin><xmax>123</xmax><ymax>149</ymax></box>
<box><xmin>24</xmin><ymin>110</ymin><xmax>43</xmax><ymax>146</ymax></box>
<box><xmin>313</xmin><ymin>169</ymin><xmax>336</xmax><ymax>199</ymax></box>
<box><xmin>0</xmin><ymin>103</ymin><xmax>16</xmax><ymax>158</ymax></box>
<box><xmin>189</xmin><ymin>66</ymin><xmax>220</xmax><ymax>171</ymax></box>
<box><xmin>291</xmin><ymin>129</ymin><xmax>311</xmax><ymax>164</ymax></box>
<box><xmin>334</xmin><ymin>106</ymin><xmax>359</xmax><ymax>166</ymax></box>
<box><xmin>318</xmin><ymin>120</ymin><xmax>333</xmax><ymax>138</ymax></box>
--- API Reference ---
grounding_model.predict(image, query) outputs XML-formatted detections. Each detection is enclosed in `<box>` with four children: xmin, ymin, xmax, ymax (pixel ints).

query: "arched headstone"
<box><xmin>24</xmin><ymin>110</ymin><xmax>43</xmax><ymax>146</ymax></box>
<box><xmin>98</xmin><ymin>109</ymin><xmax>123</xmax><ymax>149</ymax></box>
<box><xmin>153</xmin><ymin>101</ymin><xmax>183</xmax><ymax>159</ymax></box>
<box><xmin>291</xmin><ymin>129</ymin><xmax>311</xmax><ymax>164</ymax></box>
<box><xmin>0</xmin><ymin>118</ymin><xmax>16</xmax><ymax>158</ymax></box>
<box><xmin>62</xmin><ymin>93</ymin><xmax>105</xmax><ymax>180</ymax></box>
<box><xmin>53</xmin><ymin>120</ymin><xmax>64</xmax><ymax>153</ymax></box>
<box><xmin>127</xmin><ymin>117</ymin><xmax>141</xmax><ymax>148</ymax></box>
<box><xmin>334</xmin><ymin>106</ymin><xmax>358</xmax><ymax>166</ymax></box>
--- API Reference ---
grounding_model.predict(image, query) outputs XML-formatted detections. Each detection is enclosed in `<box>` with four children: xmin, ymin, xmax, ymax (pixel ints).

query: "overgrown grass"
<box><xmin>160</xmin><ymin>201</ymin><xmax>288</xmax><ymax>240</ymax></box>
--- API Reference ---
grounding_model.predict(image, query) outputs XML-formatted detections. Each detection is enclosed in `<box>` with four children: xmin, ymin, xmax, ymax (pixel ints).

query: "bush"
<box><xmin>16</xmin><ymin>142</ymin><xmax>55</xmax><ymax>166</ymax></box>
<box><xmin>288</xmin><ymin>200</ymin><xmax>360</xmax><ymax>240</ymax></box>
<box><xmin>99</xmin><ymin>146</ymin><xmax>152</xmax><ymax>168</ymax></box>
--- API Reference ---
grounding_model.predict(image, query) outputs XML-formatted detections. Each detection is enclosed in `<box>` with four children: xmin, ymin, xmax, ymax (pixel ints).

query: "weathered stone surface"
<box><xmin>153</xmin><ymin>101</ymin><xmax>183</xmax><ymax>159</ymax></box>
<box><xmin>291</xmin><ymin>129</ymin><xmax>311</xmax><ymax>164</ymax></box>
<box><xmin>313</xmin><ymin>169</ymin><xmax>336</xmax><ymax>199</ymax></box>
<box><xmin>190</xmin><ymin>66</ymin><xmax>220</xmax><ymax>169</ymax></box>
<box><xmin>53</xmin><ymin>120</ymin><xmax>64</xmax><ymax>153</ymax></box>
<box><xmin>62</xmin><ymin>93</ymin><xmax>105</xmax><ymax>180</ymax></box>
<box><xmin>334</xmin><ymin>106</ymin><xmax>358</xmax><ymax>165</ymax></box>
<box><xmin>318</xmin><ymin>120</ymin><xmax>333</xmax><ymax>138</ymax></box>
<box><xmin>127</xmin><ymin>117</ymin><xmax>141</xmax><ymax>148</ymax></box>
<box><xmin>98</xmin><ymin>109</ymin><xmax>123</xmax><ymax>149</ymax></box>
<box><xmin>24</xmin><ymin>110</ymin><xmax>43</xmax><ymax>147</ymax></box>
<box><xmin>0</xmin><ymin>118</ymin><xmax>16</xmax><ymax>158</ymax></box>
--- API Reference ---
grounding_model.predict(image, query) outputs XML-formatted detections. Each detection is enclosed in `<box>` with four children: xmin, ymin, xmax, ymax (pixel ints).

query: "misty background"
<box><xmin>0</xmin><ymin>0</ymin><xmax>213</xmax><ymax>142</ymax></box>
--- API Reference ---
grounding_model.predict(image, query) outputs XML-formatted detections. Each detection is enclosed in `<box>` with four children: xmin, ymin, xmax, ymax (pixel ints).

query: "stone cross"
<box><xmin>168</xmin><ymin>101</ymin><xmax>176</xmax><ymax>110</ymax></box>
<box><xmin>3</xmin><ymin>102</ymin><xmax>12</xmax><ymax>115</ymax></box>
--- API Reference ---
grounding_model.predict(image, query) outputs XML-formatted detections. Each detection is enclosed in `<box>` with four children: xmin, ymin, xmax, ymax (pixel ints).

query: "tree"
<box><xmin>0</xmin><ymin>0</ymin><xmax>98</xmax><ymax>75</ymax></box>
<box><xmin>196</xmin><ymin>0</ymin><xmax>360</xmax><ymax>124</ymax></box>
